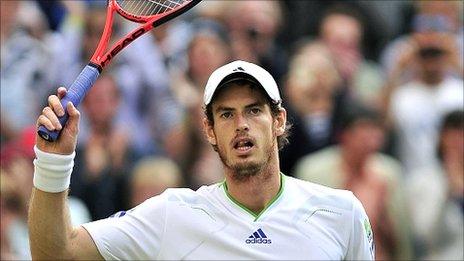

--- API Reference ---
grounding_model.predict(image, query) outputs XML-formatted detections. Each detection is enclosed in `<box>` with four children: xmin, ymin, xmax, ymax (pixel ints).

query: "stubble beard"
<box><xmin>217</xmin><ymin>136</ymin><xmax>276</xmax><ymax>183</ymax></box>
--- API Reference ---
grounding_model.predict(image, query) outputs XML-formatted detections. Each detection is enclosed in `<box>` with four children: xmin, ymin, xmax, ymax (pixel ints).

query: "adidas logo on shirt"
<box><xmin>245</xmin><ymin>228</ymin><xmax>272</xmax><ymax>244</ymax></box>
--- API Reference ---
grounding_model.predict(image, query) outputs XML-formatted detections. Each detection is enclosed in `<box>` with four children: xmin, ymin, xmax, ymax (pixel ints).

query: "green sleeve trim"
<box><xmin>222</xmin><ymin>173</ymin><xmax>286</xmax><ymax>221</ymax></box>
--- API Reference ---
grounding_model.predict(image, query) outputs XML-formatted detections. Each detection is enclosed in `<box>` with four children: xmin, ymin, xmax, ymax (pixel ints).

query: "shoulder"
<box><xmin>286</xmin><ymin>176</ymin><xmax>357</xmax><ymax>212</ymax></box>
<box><xmin>440</xmin><ymin>77</ymin><xmax>464</xmax><ymax>97</ymax></box>
<box><xmin>443</xmin><ymin>77</ymin><xmax>464</xmax><ymax>86</ymax></box>
<box><xmin>285</xmin><ymin>176</ymin><xmax>372</xmax><ymax>258</ymax></box>
<box><xmin>297</xmin><ymin>146</ymin><xmax>340</xmax><ymax>166</ymax></box>
<box><xmin>294</xmin><ymin>147</ymin><xmax>340</xmax><ymax>179</ymax></box>
<box><xmin>370</xmin><ymin>153</ymin><xmax>403</xmax><ymax>183</ymax></box>
<box><xmin>406</xmin><ymin>166</ymin><xmax>447</xmax><ymax>197</ymax></box>
<box><xmin>358</xmin><ymin>60</ymin><xmax>383</xmax><ymax>76</ymax></box>
<box><xmin>160</xmin><ymin>184</ymin><xmax>224</xmax><ymax>216</ymax></box>
<box><xmin>394</xmin><ymin>80</ymin><xmax>424</xmax><ymax>95</ymax></box>
<box><xmin>126</xmin><ymin>185</ymin><xmax>217</xmax><ymax>214</ymax></box>
<box><xmin>372</xmin><ymin>153</ymin><xmax>402</xmax><ymax>170</ymax></box>
<box><xmin>294</xmin><ymin>147</ymin><xmax>342</xmax><ymax>187</ymax></box>
<box><xmin>390</xmin><ymin>80</ymin><xmax>426</xmax><ymax>111</ymax></box>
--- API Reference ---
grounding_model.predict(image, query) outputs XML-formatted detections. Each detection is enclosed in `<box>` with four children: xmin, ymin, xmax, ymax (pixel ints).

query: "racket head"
<box><xmin>113</xmin><ymin>0</ymin><xmax>200</xmax><ymax>23</ymax></box>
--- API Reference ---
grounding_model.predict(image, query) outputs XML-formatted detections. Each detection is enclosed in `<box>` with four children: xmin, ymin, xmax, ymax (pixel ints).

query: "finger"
<box><xmin>42</xmin><ymin>107</ymin><xmax>62</xmax><ymax>130</ymax></box>
<box><xmin>37</xmin><ymin>114</ymin><xmax>56</xmax><ymax>131</ymax></box>
<box><xmin>48</xmin><ymin>95</ymin><xmax>65</xmax><ymax>117</ymax></box>
<box><xmin>57</xmin><ymin>87</ymin><xmax>67</xmax><ymax>99</ymax></box>
<box><xmin>66</xmin><ymin>102</ymin><xmax>80</xmax><ymax>135</ymax></box>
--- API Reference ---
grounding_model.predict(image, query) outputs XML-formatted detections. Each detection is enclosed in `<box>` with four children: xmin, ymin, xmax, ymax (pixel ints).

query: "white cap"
<box><xmin>203</xmin><ymin>60</ymin><xmax>281</xmax><ymax>105</ymax></box>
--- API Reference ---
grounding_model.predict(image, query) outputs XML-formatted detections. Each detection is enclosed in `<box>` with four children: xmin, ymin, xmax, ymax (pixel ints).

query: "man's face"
<box><xmin>342</xmin><ymin>120</ymin><xmax>385</xmax><ymax>156</ymax></box>
<box><xmin>321</xmin><ymin>14</ymin><xmax>362</xmax><ymax>55</ymax></box>
<box><xmin>417</xmin><ymin>48</ymin><xmax>447</xmax><ymax>85</ymax></box>
<box><xmin>83</xmin><ymin>76</ymin><xmax>119</xmax><ymax>128</ymax></box>
<box><xmin>204</xmin><ymin>83</ymin><xmax>285</xmax><ymax>181</ymax></box>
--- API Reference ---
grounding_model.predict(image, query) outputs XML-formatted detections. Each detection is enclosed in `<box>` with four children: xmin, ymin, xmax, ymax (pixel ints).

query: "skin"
<box><xmin>441</xmin><ymin>127</ymin><xmax>464</xmax><ymax>198</ymax></box>
<box><xmin>203</xmin><ymin>83</ymin><xmax>286</xmax><ymax>214</ymax></box>
<box><xmin>29</xmin><ymin>87</ymin><xmax>103</xmax><ymax>260</ymax></box>
<box><xmin>321</xmin><ymin>14</ymin><xmax>362</xmax><ymax>81</ymax></box>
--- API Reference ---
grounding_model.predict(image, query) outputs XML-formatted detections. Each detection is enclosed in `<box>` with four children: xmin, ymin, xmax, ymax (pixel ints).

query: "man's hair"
<box><xmin>204</xmin><ymin>79</ymin><xmax>291</xmax><ymax>150</ymax></box>
<box><xmin>437</xmin><ymin>109</ymin><xmax>464</xmax><ymax>160</ymax></box>
<box><xmin>339</xmin><ymin>104</ymin><xmax>384</xmax><ymax>131</ymax></box>
<box><xmin>441</xmin><ymin>110</ymin><xmax>464</xmax><ymax>130</ymax></box>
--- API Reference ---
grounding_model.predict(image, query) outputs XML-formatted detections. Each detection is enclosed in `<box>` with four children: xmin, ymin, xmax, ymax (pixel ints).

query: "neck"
<box><xmin>341</xmin><ymin>146</ymin><xmax>368</xmax><ymax>178</ymax></box>
<box><xmin>224</xmin><ymin>151</ymin><xmax>281</xmax><ymax>215</ymax></box>
<box><xmin>443</xmin><ymin>150</ymin><xmax>464</xmax><ymax>197</ymax></box>
<box><xmin>443</xmin><ymin>150</ymin><xmax>464</xmax><ymax>173</ymax></box>
<box><xmin>92</xmin><ymin>122</ymin><xmax>112</xmax><ymax>136</ymax></box>
<box><xmin>421</xmin><ymin>73</ymin><xmax>444</xmax><ymax>86</ymax></box>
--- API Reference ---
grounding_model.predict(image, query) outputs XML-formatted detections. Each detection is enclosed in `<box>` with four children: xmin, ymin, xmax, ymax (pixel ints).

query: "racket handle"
<box><xmin>38</xmin><ymin>64</ymin><xmax>100</xmax><ymax>142</ymax></box>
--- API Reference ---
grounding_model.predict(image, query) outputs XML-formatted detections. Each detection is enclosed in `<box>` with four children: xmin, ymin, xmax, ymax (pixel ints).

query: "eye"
<box><xmin>220</xmin><ymin>111</ymin><xmax>232</xmax><ymax>119</ymax></box>
<box><xmin>249</xmin><ymin>107</ymin><xmax>261</xmax><ymax>115</ymax></box>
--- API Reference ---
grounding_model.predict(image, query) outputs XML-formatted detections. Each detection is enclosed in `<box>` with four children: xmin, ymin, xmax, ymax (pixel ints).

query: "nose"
<box><xmin>235</xmin><ymin>114</ymin><xmax>249</xmax><ymax>132</ymax></box>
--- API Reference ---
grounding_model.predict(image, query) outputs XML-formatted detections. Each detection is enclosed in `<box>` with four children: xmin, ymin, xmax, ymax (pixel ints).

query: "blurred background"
<box><xmin>1</xmin><ymin>0</ymin><xmax>463</xmax><ymax>259</ymax></box>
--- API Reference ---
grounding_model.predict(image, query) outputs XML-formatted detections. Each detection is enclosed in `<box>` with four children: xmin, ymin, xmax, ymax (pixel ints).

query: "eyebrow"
<box><xmin>215</xmin><ymin>102</ymin><xmax>265</xmax><ymax>114</ymax></box>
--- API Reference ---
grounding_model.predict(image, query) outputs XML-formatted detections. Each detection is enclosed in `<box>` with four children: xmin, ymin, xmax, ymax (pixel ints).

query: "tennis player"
<box><xmin>29</xmin><ymin>60</ymin><xmax>374</xmax><ymax>260</ymax></box>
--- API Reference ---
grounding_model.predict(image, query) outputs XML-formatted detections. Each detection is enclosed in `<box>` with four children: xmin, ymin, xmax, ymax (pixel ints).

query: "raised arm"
<box><xmin>28</xmin><ymin>87</ymin><xmax>102</xmax><ymax>260</ymax></box>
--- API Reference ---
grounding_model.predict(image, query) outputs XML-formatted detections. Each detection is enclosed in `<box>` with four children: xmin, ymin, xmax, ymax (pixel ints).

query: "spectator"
<box><xmin>1</xmin><ymin>1</ymin><xmax>54</xmax><ymax>143</ymax></box>
<box><xmin>224</xmin><ymin>0</ymin><xmax>287</xmax><ymax>84</ymax></box>
<box><xmin>385</xmin><ymin>24</ymin><xmax>464</xmax><ymax>173</ymax></box>
<box><xmin>70</xmin><ymin>75</ymin><xmax>134</xmax><ymax>220</ymax></box>
<box><xmin>280</xmin><ymin>40</ymin><xmax>342</xmax><ymax>175</ymax></box>
<box><xmin>295</xmin><ymin>105</ymin><xmax>413</xmax><ymax>260</ymax></box>
<box><xmin>319</xmin><ymin>4</ymin><xmax>385</xmax><ymax>109</ymax></box>
<box><xmin>130</xmin><ymin>157</ymin><xmax>183</xmax><ymax>207</ymax></box>
<box><xmin>406</xmin><ymin>110</ymin><xmax>463</xmax><ymax>259</ymax></box>
<box><xmin>381</xmin><ymin>0</ymin><xmax>463</xmax><ymax>83</ymax></box>
<box><xmin>281</xmin><ymin>1</ymin><xmax>394</xmax><ymax>61</ymax></box>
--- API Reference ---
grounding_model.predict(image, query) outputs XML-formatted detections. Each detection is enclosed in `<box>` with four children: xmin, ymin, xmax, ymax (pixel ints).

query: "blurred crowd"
<box><xmin>1</xmin><ymin>0</ymin><xmax>463</xmax><ymax>260</ymax></box>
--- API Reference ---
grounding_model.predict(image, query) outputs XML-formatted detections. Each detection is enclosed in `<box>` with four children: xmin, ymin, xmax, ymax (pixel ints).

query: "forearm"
<box><xmin>28</xmin><ymin>189</ymin><xmax>76</xmax><ymax>259</ymax></box>
<box><xmin>380</xmin><ymin>68</ymin><xmax>403</xmax><ymax>129</ymax></box>
<box><xmin>27</xmin><ymin>146</ymin><xmax>77</xmax><ymax>259</ymax></box>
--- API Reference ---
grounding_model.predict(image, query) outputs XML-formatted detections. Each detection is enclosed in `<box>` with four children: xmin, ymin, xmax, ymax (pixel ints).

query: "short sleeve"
<box><xmin>345</xmin><ymin>193</ymin><xmax>375</xmax><ymax>260</ymax></box>
<box><xmin>82</xmin><ymin>194</ymin><xmax>167</xmax><ymax>260</ymax></box>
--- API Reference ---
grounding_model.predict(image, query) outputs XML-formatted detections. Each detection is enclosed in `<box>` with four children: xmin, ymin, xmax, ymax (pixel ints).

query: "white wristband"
<box><xmin>33</xmin><ymin>146</ymin><xmax>75</xmax><ymax>193</ymax></box>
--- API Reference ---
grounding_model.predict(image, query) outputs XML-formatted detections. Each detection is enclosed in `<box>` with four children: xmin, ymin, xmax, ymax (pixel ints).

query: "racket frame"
<box><xmin>90</xmin><ymin>0</ymin><xmax>201</xmax><ymax>71</ymax></box>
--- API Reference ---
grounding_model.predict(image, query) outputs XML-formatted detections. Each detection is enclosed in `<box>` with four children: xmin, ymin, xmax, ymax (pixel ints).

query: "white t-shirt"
<box><xmin>390</xmin><ymin>77</ymin><xmax>464</xmax><ymax>173</ymax></box>
<box><xmin>83</xmin><ymin>175</ymin><xmax>374</xmax><ymax>260</ymax></box>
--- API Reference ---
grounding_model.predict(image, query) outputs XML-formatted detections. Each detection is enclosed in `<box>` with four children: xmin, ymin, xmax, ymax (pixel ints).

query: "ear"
<box><xmin>203</xmin><ymin>118</ymin><xmax>217</xmax><ymax>145</ymax></box>
<box><xmin>274</xmin><ymin>107</ymin><xmax>287</xmax><ymax>136</ymax></box>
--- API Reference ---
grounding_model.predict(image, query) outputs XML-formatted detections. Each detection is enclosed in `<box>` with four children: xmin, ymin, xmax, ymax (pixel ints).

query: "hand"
<box><xmin>36</xmin><ymin>87</ymin><xmax>80</xmax><ymax>155</ymax></box>
<box><xmin>336</xmin><ymin>48</ymin><xmax>361</xmax><ymax>81</ymax></box>
<box><xmin>394</xmin><ymin>37</ymin><xmax>419</xmax><ymax>74</ymax></box>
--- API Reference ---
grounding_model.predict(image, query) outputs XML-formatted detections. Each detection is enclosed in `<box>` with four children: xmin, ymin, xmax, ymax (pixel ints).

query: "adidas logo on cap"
<box><xmin>245</xmin><ymin>228</ymin><xmax>272</xmax><ymax>244</ymax></box>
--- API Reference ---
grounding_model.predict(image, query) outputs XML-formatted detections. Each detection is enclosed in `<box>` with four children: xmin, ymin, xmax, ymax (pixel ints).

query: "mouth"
<box><xmin>233</xmin><ymin>137</ymin><xmax>255</xmax><ymax>155</ymax></box>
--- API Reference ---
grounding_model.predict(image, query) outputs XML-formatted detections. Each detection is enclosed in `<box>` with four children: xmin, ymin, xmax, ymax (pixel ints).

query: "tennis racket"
<box><xmin>38</xmin><ymin>0</ymin><xmax>201</xmax><ymax>142</ymax></box>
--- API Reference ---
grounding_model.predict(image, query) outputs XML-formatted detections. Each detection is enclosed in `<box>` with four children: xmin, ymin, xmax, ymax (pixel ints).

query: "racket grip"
<box><xmin>38</xmin><ymin>64</ymin><xmax>100</xmax><ymax>142</ymax></box>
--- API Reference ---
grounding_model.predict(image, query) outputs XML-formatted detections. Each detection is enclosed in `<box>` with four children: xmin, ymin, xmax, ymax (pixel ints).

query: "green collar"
<box><xmin>222</xmin><ymin>173</ymin><xmax>286</xmax><ymax>221</ymax></box>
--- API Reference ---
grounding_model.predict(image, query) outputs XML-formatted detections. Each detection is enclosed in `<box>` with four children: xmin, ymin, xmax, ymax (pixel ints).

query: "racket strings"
<box><xmin>117</xmin><ymin>0</ymin><xmax>188</xmax><ymax>17</ymax></box>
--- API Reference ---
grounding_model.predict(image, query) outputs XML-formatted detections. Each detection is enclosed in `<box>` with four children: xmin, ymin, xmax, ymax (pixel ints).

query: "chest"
<box><xmin>393</xmin><ymin>84</ymin><xmax>463</xmax><ymax>130</ymax></box>
<box><xmin>158</xmin><ymin>208</ymin><xmax>348</xmax><ymax>260</ymax></box>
